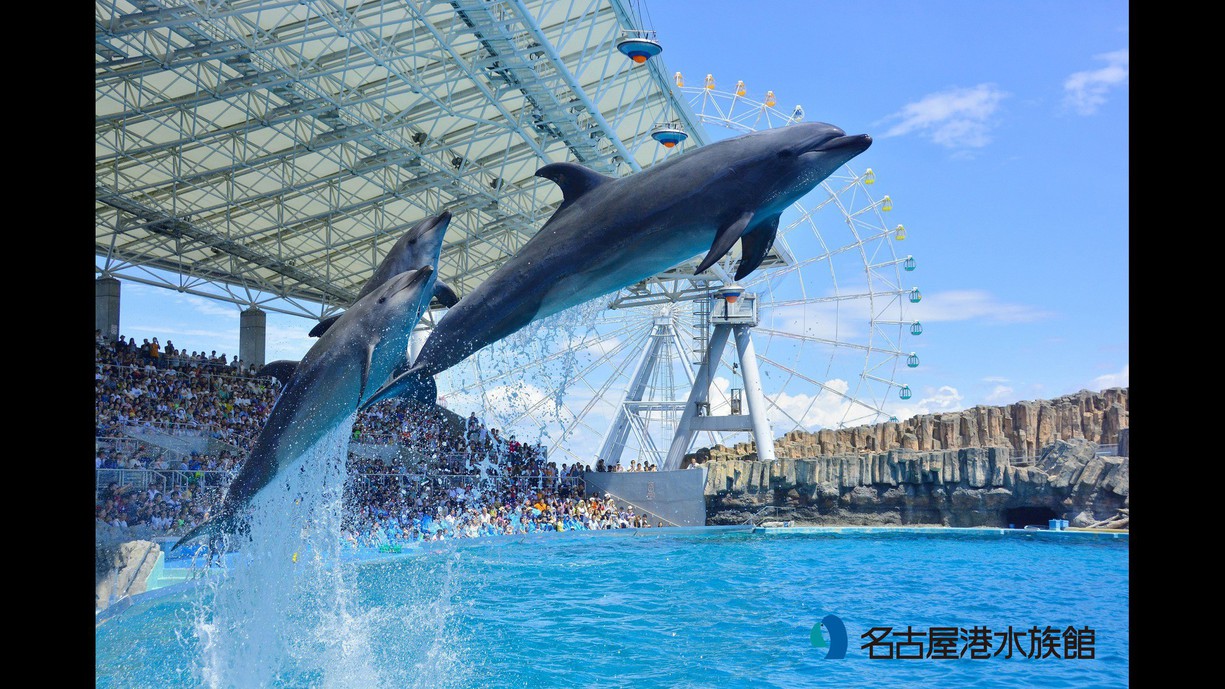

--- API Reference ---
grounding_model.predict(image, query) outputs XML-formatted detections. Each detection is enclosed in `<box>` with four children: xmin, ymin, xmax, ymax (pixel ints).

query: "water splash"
<box><xmin>441</xmin><ymin>298</ymin><xmax>606</xmax><ymax>447</ymax></box>
<box><xmin>192</xmin><ymin>414</ymin><xmax>386</xmax><ymax>688</ymax></box>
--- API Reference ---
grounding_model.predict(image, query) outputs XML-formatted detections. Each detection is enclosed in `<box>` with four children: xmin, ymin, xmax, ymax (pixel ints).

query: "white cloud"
<box><xmin>264</xmin><ymin>321</ymin><xmax>314</xmax><ymax>361</ymax></box>
<box><xmin>701</xmin><ymin>375</ymin><xmax>886</xmax><ymax>432</ymax></box>
<box><xmin>909</xmin><ymin>290</ymin><xmax>1051</xmax><ymax>324</ymax></box>
<box><xmin>119</xmin><ymin>281</ymin><xmax>158</xmax><ymax>297</ymax></box>
<box><xmin>1091</xmin><ymin>363</ymin><xmax>1129</xmax><ymax>390</ymax></box>
<box><xmin>441</xmin><ymin>382</ymin><xmax>569</xmax><ymax>430</ymax></box>
<box><xmin>916</xmin><ymin>385</ymin><xmax>964</xmax><ymax>411</ymax></box>
<box><xmin>167</xmin><ymin>292</ymin><xmax>238</xmax><ymax>318</ymax></box>
<box><xmin>981</xmin><ymin>376</ymin><xmax>1010</xmax><ymax>383</ymax></box>
<box><xmin>582</xmin><ymin>336</ymin><xmax>623</xmax><ymax>358</ymax></box>
<box><xmin>886</xmin><ymin>385</ymin><xmax>966</xmax><ymax>422</ymax></box>
<box><xmin>769</xmin><ymin>386</ymin><xmax>884</xmax><ymax>429</ymax></box>
<box><xmin>879</xmin><ymin>84</ymin><xmax>1009</xmax><ymax>149</ymax></box>
<box><xmin>985</xmin><ymin>384</ymin><xmax>1015</xmax><ymax>404</ymax></box>
<box><xmin>1063</xmin><ymin>49</ymin><xmax>1129</xmax><ymax>115</ymax></box>
<box><xmin>762</xmin><ymin>302</ymin><xmax>860</xmax><ymax>341</ymax></box>
<box><xmin>123</xmin><ymin>324</ymin><xmax>238</xmax><ymax>353</ymax></box>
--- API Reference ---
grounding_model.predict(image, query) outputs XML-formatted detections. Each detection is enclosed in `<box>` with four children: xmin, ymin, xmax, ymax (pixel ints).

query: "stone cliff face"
<box><xmin>696</xmin><ymin>388</ymin><xmax>1129</xmax><ymax>528</ymax></box>
<box><xmin>704</xmin><ymin>438</ymin><xmax>1129</xmax><ymax>527</ymax></box>
<box><xmin>695</xmin><ymin>388</ymin><xmax>1128</xmax><ymax>462</ymax></box>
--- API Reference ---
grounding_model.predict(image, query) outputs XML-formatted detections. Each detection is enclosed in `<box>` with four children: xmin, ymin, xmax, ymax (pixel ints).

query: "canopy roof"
<box><xmin>96</xmin><ymin>0</ymin><xmax>707</xmax><ymax>321</ymax></box>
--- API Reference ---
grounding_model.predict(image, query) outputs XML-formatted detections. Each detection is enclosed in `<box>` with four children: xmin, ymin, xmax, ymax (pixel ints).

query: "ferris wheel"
<box><xmin>432</xmin><ymin>76</ymin><xmax>922</xmax><ymax>468</ymax></box>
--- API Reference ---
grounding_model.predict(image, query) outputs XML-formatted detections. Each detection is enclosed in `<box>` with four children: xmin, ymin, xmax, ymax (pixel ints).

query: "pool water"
<box><xmin>96</xmin><ymin>527</ymin><xmax>1128</xmax><ymax>688</ymax></box>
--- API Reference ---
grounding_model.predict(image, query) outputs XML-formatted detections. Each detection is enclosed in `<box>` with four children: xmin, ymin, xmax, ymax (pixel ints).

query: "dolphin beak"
<box><xmin>386</xmin><ymin>265</ymin><xmax>435</xmax><ymax>298</ymax></box>
<box><xmin>425</xmin><ymin>210</ymin><xmax>452</xmax><ymax>234</ymax></box>
<box><xmin>409</xmin><ymin>265</ymin><xmax>434</xmax><ymax>285</ymax></box>
<box><xmin>405</xmin><ymin>211</ymin><xmax>452</xmax><ymax>243</ymax></box>
<box><xmin>811</xmin><ymin>134</ymin><xmax>872</xmax><ymax>154</ymax></box>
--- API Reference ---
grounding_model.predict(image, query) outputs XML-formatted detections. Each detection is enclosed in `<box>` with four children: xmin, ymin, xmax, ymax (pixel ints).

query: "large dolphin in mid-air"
<box><xmin>172</xmin><ymin>265</ymin><xmax>444</xmax><ymax>550</ymax></box>
<box><xmin>363</xmin><ymin>122</ymin><xmax>871</xmax><ymax>408</ymax></box>
<box><xmin>309</xmin><ymin>211</ymin><xmax>459</xmax><ymax>337</ymax></box>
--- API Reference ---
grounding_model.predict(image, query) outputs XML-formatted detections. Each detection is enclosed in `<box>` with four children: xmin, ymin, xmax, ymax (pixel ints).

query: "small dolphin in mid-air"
<box><xmin>173</xmin><ymin>222</ymin><xmax>451</xmax><ymax>550</ymax></box>
<box><xmin>309</xmin><ymin>210</ymin><xmax>459</xmax><ymax>337</ymax></box>
<box><xmin>362</xmin><ymin>122</ymin><xmax>871</xmax><ymax>409</ymax></box>
<box><xmin>258</xmin><ymin>211</ymin><xmax>457</xmax><ymax>384</ymax></box>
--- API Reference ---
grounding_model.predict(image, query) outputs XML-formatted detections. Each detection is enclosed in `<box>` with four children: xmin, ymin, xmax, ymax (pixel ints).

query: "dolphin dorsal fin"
<box><xmin>308</xmin><ymin>314</ymin><xmax>342</xmax><ymax>338</ymax></box>
<box><xmin>257</xmin><ymin>359</ymin><xmax>300</xmax><ymax>384</ymax></box>
<box><xmin>535</xmin><ymin>163</ymin><xmax>612</xmax><ymax>213</ymax></box>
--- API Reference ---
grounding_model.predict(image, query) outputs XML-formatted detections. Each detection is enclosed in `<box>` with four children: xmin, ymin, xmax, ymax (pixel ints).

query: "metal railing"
<box><xmin>96</xmin><ymin>353</ymin><xmax>259</xmax><ymax>376</ymax></box>
<box><xmin>594</xmin><ymin>484</ymin><xmax>682</xmax><ymax>527</ymax></box>
<box><xmin>744</xmin><ymin>504</ymin><xmax>793</xmax><ymax>526</ymax></box>
<box><xmin>350</xmin><ymin>471</ymin><xmax>585</xmax><ymax>494</ymax></box>
<box><xmin>95</xmin><ymin>360</ymin><xmax>278</xmax><ymax>388</ymax></box>
<box><xmin>95</xmin><ymin>468</ymin><xmax>235</xmax><ymax>501</ymax></box>
<box><xmin>94</xmin><ymin>435</ymin><xmax>145</xmax><ymax>454</ymax></box>
<box><xmin>103</xmin><ymin>419</ymin><xmax>256</xmax><ymax>453</ymax></box>
<box><xmin>95</xmin><ymin>436</ymin><xmax>185</xmax><ymax>464</ymax></box>
<box><xmin>95</xmin><ymin>468</ymin><xmax>585</xmax><ymax>504</ymax></box>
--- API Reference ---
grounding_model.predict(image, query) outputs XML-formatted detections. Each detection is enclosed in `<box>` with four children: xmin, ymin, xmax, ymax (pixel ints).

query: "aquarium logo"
<box><xmin>811</xmin><ymin>614</ymin><xmax>848</xmax><ymax>659</ymax></box>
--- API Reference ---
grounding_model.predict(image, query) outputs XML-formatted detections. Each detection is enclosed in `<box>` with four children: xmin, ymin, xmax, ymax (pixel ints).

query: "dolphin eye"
<box><xmin>778</xmin><ymin>149</ymin><xmax>795</xmax><ymax>159</ymax></box>
<box><xmin>378</xmin><ymin>297</ymin><xmax>386</xmax><ymax>304</ymax></box>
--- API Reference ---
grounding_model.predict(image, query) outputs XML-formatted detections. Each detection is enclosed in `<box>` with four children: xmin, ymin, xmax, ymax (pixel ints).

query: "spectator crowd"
<box><xmin>96</xmin><ymin>329</ymin><xmax>664</xmax><ymax>545</ymax></box>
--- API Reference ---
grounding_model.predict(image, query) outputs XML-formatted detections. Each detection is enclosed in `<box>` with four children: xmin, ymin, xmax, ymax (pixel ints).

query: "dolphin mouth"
<box><xmin>407</xmin><ymin>265</ymin><xmax>434</xmax><ymax>285</ymax></box>
<box><xmin>405</xmin><ymin>210</ymin><xmax>452</xmax><ymax>242</ymax></box>
<box><xmin>386</xmin><ymin>265</ymin><xmax>435</xmax><ymax>298</ymax></box>
<box><xmin>808</xmin><ymin>133</ymin><xmax>872</xmax><ymax>154</ymax></box>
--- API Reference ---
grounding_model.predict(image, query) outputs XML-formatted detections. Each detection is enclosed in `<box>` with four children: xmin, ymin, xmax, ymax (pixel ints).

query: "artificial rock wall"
<box><xmin>696</xmin><ymin>388</ymin><xmax>1130</xmax><ymax>528</ymax></box>
<box><xmin>697</xmin><ymin>388</ymin><xmax>1128</xmax><ymax>462</ymax></box>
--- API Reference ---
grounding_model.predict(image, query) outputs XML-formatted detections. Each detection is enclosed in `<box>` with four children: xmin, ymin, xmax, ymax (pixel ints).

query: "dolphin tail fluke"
<box><xmin>171</xmin><ymin>512</ymin><xmax>246</xmax><ymax>553</ymax></box>
<box><xmin>413</xmin><ymin>374</ymin><xmax>438</xmax><ymax>408</ymax></box>
<box><xmin>308</xmin><ymin>314</ymin><xmax>343</xmax><ymax>337</ymax></box>
<box><xmin>171</xmin><ymin>519</ymin><xmax>215</xmax><ymax>552</ymax></box>
<box><xmin>361</xmin><ymin>368</ymin><xmax>437</xmax><ymax>410</ymax></box>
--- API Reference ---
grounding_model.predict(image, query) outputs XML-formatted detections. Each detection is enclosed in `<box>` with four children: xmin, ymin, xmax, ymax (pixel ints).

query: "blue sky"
<box><xmin>106</xmin><ymin>1</ymin><xmax>1128</xmax><ymax>435</ymax></box>
<box><xmin>650</xmin><ymin>0</ymin><xmax>1130</xmax><ymax>412</ymax></box>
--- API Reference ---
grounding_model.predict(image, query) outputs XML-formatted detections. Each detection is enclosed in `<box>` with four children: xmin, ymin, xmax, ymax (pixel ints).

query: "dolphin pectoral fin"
<box><xmin>308</xmin><ymin>314</ymin><xmax>342</xmax><ymax>338</ymax></box>
<box><xmin>535</xmin><ymin>162</ymin><xmax>613</xmax><ymax>214</ymax></box>
<box><xmin>695</xmin><ymin>210</ymin><xmax>755</xmax><ymax>275</ymax></box>
<box><xmin>433</xmin><ymin>280</ymin><xmax>460</xmax><ymax>308</ymax></box>
<box><xmin>360</xmin><ymin>342</ymin><xmax>377</xmax><ymax>402</ymax></box>
<box><xmin>735</xmin><ymin>214</ymin><xmax>781</xmax><ymax>280</ymax></box>
<box><xmin>258</xmin><ymin>359</ymin><xmax>300</xmax><ymax>384</ymax></box>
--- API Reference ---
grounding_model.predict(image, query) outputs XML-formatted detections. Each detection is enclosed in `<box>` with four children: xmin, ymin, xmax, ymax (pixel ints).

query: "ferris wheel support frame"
<box><xmin>596</xmin><ymin>312</ymin><xmax>709</xmax><ymax>469</ymax></box>
<box><xmin>662</xmin><ymin>293</ymin><xmax>776</xmax><ymax>470</ymax></box>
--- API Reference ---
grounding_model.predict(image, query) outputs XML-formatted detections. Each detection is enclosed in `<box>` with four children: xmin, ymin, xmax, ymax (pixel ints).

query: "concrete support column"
<box><xmin>239</xmin><ymin>307</ymin><xmax>267</xmax><ymax>370</ymax></box>
<box><xmin>95</xmin><ymin>277</ymin><xmax>121</xmax><ymax>342</ymax></box>
<box><xmin>409</xmin><ymin>324</ymin><xmax>431</xmax><ymax>366</ymax></box>
<box><xmin>733</xmin><ymin>325</ymin><xmax>776</xmax><ymax>462</ymax></box>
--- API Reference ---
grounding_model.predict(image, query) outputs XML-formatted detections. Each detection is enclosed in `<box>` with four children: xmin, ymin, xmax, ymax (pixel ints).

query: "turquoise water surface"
<box><xmin>96</xmin><ymin>528</ymin><xmax>1129</xmax><ymax>688</ymax></box>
